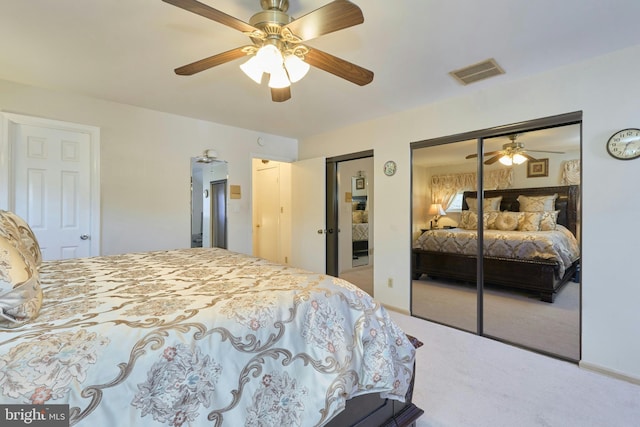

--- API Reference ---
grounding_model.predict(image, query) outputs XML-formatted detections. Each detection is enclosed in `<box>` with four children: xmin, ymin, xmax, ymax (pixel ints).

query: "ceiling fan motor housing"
<box><xmin>260</xmin><ymin>0</ymin><xmax>289</xmax><ymax>12</ymax></box>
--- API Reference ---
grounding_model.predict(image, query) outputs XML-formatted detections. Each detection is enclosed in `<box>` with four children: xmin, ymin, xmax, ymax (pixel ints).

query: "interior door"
<box><xmin>11</xmin><ymin>121</ymin><xmax>97</xmax><ymax>260</ymax></box>
<box><xmin>254</xmin><ymin>165</ymin><xmax>280</xmax><ymax>262</ymax></box>
<box><xmin>290</xmin><ymin>157</ymin><xmax>326</xmax><ymax>273</ymax></box>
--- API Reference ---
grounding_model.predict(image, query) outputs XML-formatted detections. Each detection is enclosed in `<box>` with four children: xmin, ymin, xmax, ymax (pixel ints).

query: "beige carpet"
<box><xmin>389</xmin><ymin>311</ymin><xmax>640</xmax><ymax>427</ymax></box>
<box><xmin>339</xmin><ymin>265</ymin><xmax>373</xmax><ymax>296</ymax></box>
<box><xmin>412</xmin><ymin>276</ymin><xmax>580</xmax><ymax>361</ymax></box>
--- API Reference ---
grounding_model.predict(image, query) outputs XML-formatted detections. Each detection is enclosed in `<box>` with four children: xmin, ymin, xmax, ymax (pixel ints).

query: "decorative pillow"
<box><xmin>352</xmin><ymin>211</ymin><xmax>363</xmax><ymax>224</ymax></box>
<box><xmin>518</xmin><ymin>212</ymin><xmax>543</xmax><ymax>231</ymax></box>
<box><xmin>0</xmin><ymin>235</ymin><xmax>43</xmax><ymax>328</ymax></box>
<box><xmin>494</xmin><ymin>212</ymin><xmax>524</xmax><ymax>231</ymax></box>
<box><xmin>517</xmin><ymin>194</ymin><xmax>558</xmax><ymax>212</ymax></box>
<box><xmin>539</xmin><ymin>210</ymin><xmax>560</xmax><ymax>231</ymax></box>
<box><xmin>361</xmin><ymin>211</ymin><xmax>369</xmax><ymax>223</ymax></box>
<box><xmin>484</xmin><ymin>211</ymin><xmax>500</xmax><ymax>229</ymax></box>
<box><xmin>466</xmin><ymin>196</ymin><xmax>502</xmax><ymax>212</ymax></box>
<box><xmin>459</xmin><ymin>211</ymin><xmax>480</xmax><ymax>229</ymax></box>
<box><xmin>0</xmin><ymin>210</ymin><xmax>42</xmax><ymax>266</ymax></box>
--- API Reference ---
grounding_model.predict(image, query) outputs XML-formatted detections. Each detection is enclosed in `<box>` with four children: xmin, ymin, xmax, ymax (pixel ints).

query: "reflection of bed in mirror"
<box><xmin>352</xmin><ymin>197</ymin><xmax>369</xmax><ymax>266</ymax></box>
<box><xmin>412</xmin><ymin>185</ymin><xmax>580</xmax><ymax>302</ymax></box>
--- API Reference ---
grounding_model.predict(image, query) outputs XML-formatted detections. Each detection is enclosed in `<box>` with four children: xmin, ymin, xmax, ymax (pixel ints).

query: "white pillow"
<box><xmin>517</xmin><ymin>194</ymin><xmax>558</xmax><ymax>212</ymax></box>
<box><xmin>466</xmin><ymin>196</ymin><xmax>502</xmax><ymax>212</ymax></box>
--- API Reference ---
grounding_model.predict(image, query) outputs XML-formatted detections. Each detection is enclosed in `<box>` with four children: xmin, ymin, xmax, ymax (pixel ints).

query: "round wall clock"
<box><xmin>606</xmin><ymin>128</ymin><xmax>640</xmax><ymax>160</ymax></box>
<box><xmin>383</xmin><ymin>160</ymin><xmax>397</xmax><ymax>176</ymax></box>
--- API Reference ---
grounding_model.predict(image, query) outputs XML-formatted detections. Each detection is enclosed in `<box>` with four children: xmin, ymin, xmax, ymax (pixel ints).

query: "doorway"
<box><xmin>0</xmin><ymin>113</ymin><xmax>101</xmax><ymax>260</ymax></box>
<box><xmin>326</xmin><ymin>152</ymin><xmax>374</xmax><ymax>296</ymax></box>
<box><xmin>190</xmin><ymin>158</ymin><xmax>228</xmax><ymax>248</ymax></box>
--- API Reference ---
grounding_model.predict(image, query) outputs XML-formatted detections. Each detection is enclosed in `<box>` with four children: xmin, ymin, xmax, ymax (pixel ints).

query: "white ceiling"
<box><xmin>1</xmin><ymin>0</ymin><xmax>639</xmax><ymax>140</ymax></box>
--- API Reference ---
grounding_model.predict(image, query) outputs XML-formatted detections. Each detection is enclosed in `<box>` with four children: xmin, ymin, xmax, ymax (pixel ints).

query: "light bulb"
<box><xmin>268</xmin><ymin>65</ymin><xmax>291</xmax><ymax>89</ymax></box>
<box><xmin>240</xmin><ymin>56</ymin><xmax>264</xmax><ymax>84</ymax></box>
<box><xmin>499</xmin><ymin>155</ymin><xmax>513</xmax><ymax>166</ymax></box>
<box><xmin>256</xmin><ymin>44</ymin><xmax>283</xmax><ymax>74</ymax></box>
<box><xmin>284</xmin><ymin>54</ymin><xmax>310</xmax><ymax>83</ymax></box>
<box><xmin>512</xmin><ymin>153</ymin><xmax>527</xmax><ymax>164</ymax></box>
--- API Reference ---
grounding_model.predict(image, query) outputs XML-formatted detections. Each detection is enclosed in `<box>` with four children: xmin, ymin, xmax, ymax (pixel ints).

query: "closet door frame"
<box><xmin>410</xmin><ymin>111</ymin><xmax>582</xmax><ymax>338</ymax></box>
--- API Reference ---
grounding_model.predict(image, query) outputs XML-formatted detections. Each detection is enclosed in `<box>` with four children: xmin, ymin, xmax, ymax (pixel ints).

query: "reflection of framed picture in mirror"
<box><xmin>527</xmin><ymin>158</ymin><xmax>549</xmax><ymax>178</ymax></box>
<box><xmin>355</xmin><ymin>177</ymin><xmax>365</xmax><ymax>189</ymax></box>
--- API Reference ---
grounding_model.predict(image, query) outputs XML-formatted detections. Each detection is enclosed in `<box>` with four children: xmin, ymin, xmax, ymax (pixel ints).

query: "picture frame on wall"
<box><xmin>527</xmin><ymin>158</ymin><xmax>549</xmax><ymax>178</ymax></box>
<box><xmin>355</xmin><ymin>177</ymin><xmax>365</xmax><ymax>190</ymax></box>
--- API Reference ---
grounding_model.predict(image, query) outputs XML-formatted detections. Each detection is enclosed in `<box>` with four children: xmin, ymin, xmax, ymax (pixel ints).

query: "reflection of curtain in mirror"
<box><xmin>561</xmin><ymin>159</ymin><xmax>580</xmax><ymax>185</ymax></box>
<box><xmin>431</xmin><ymin>169</ymin><xmax>513</xmax><ymax>209</ymax></box>
<box><xmin>431</xmin><ymin>172</ymin><xmax>475</xmax><ymax>209</ymax></box>
<box><xmin>484</xmin><ymin>169</ymin><xmax>513</xmax><ymax>190</ymax></box>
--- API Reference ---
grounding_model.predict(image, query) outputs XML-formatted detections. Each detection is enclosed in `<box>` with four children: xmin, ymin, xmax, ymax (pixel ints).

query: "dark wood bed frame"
<box><xmin>412</xmin><ymin>185</ymin><xmax>580</xmax><ymax>303</ymax></box>
<box><xmin>327</xmin><ymin>364</ymin><xmax>423</xmax><ymax>426</ymax></box>
<box><xmin>326</xmin><ymin>335</ymin><xmax>424</xmax><ymax>426</ymax></box>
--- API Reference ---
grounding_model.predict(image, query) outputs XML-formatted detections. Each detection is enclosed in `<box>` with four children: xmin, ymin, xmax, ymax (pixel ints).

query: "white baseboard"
<box><xmin>579</xmin><ymin>361</ymin><xmax>640</xmax><ymax>385</ymax></box>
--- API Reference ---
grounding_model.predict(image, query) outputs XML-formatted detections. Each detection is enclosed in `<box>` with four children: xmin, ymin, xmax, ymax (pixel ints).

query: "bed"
<box><xmin>0</xmin><ymin>211</ymin><xmax>423</xmax><ymax>427</ymax></box>
<box><xmin>352</xmin><ymin>204</ymin><xmax>369</xmax><ymax>262</ymax></box>
<box><xmin>412</xmin><ymin>185</ymin><xmax>580</xmax><ymax>302</ymax></box>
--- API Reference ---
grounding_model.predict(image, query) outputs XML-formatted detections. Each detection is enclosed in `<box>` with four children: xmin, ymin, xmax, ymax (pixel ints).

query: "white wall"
<box><xmin>298</xmin><ymin>44</ymin><xmax>640</xmax><ymax>381</ymax></box>
<box><xmin>0</xmin><ymin>79</ymin><xmax>297</xmax><ymax>255</ymax></box>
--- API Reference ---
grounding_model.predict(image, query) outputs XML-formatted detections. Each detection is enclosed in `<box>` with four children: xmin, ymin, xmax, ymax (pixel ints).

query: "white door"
<box><xmin>254</xmin><ymin>165</ymin><xmax>280</xmax><ymax>262</ymax></box>
<box><xmin>290</xmin><ymin>157</ymin><xmax>325</xmax><ymax>273</ymax></box>
<box><xmin>2</xmin><ymin>114</ymin><xmax>100</xmax><ymax>260</ymax></box>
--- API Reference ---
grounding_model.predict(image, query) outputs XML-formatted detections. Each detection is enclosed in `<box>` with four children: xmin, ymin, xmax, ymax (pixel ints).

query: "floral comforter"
<box><xmin>414</xmin><ymin>225</ymin><xmax>580</xmax><ymax>278</ymax></box>
<box><xmin>0</xmin><ymin>248</ymin><xmax>415</xmax><ymax>426</ymax></box>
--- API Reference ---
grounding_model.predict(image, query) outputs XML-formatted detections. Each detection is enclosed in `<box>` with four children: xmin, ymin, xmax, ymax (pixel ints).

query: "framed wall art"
<box><xmin>527</xmin><ymin>158</ymin><xmax>549</xmax><ymax>178</ymax></box>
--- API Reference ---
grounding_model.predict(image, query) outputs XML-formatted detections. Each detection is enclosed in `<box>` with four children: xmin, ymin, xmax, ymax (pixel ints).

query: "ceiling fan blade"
<box><xmin>162</xmin><ymin>0</ymin><xmax>259</xmax><ymax>34</ymax></box>
<box><xmin>522</xmin><ymin>153</ymin><xmax>539</xmax><ymax>162</ymax></box>
<box><xmin>466</xmin><ymin>150</ymin><xmax>501</xmax><ymax>159</ymax></box>
<box><xmin>304</xmin><ymin>48</ymin><xmax>373</xmax><ymax>86</ymax></box>
<box><xmin>174</xmin><ymin>47</ymin><xmax>249</xmax><ymax>75</ymax></box>
<box><xmin>283</xmin><ymin>0</ymin><xmax>364</xmax><ymax>42</ymax></box>
<box><xmin>271</xmin><ymin>87</ymin><xmax>291</xmax><ymax>102</ymax></box>
<box><xmin>484</xmin><ymin>155</ymin><xmax>501</xmax><ymax>165</ymax></box>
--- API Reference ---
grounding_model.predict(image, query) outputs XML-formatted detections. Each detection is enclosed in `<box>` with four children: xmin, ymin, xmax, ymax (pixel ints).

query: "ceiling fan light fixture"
<box><xmin>268</xmin><ymin>65</ymin><xmax>291</xmax><ymax>88</ymax></box>
<box><xmin>284</xmin><ymin>54</ymin><xmax>309</xmax><ymax>83</ymax></box>
<box><xmin>256</xmin><ymin>44</ymin><xmax>283</xmax><ymax>74</ymax></box>
<box><xmin>498</xmin><ymin>156</ymin><xmax>513</xmax><ymax>166</ymax></box>
<box><xmin>512</xmin><ymin>153</ymin><xmax>527</xmax><ymax>164</ymax></box>
<box><xmin>240</xmin><ymin>56</ymin><xmax>264</xmax><ymax>84</ymax></box>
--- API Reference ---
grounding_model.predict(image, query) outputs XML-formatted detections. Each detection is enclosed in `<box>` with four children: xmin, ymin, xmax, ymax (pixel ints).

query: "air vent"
<box><xmin>449</xmin><ymin>58</ymin><xmax>505</xmax><ymax>85</ymax></box>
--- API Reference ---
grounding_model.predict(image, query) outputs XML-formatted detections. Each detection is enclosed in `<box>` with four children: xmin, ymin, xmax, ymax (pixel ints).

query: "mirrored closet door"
<box><xmin>411</xmin><ymin>113</ymin><xmax>582</xmax><ymax>361</ymax></box>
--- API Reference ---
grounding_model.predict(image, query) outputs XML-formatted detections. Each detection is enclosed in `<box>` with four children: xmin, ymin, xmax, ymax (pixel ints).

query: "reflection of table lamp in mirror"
<box><xmin>428</xmin><ymin>203</ymin><xmax>446</xmax><ymax>229</ymax></box>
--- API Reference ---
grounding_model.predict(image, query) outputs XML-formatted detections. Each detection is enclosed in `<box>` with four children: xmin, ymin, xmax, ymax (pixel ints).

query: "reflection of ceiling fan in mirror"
<box><xmin>162</xmin><ymin>0</ymin><xmax>374</xmax><ymax>102</ymax></box>
<box><xmin>465</xmin><ymin>134</ymin><xmax>565</xmax><ymax>166</ymax></box>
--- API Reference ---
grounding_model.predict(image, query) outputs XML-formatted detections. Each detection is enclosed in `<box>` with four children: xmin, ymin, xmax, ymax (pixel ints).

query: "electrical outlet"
<box><xmin>387</xmin><ymin>278</ymin><xmax>393</xmax><ymax>288</ymax></box>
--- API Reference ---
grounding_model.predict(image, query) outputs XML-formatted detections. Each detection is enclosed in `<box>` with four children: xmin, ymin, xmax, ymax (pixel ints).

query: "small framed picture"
<box><xmin>527</xmin><ymin>158</ymin><xmax>549</xmax><ymax>178</ymax></box>
<box><xmin>355</xmin><ymin>177</ymin><xmax>365</xmax><ymax>190</ymax></box>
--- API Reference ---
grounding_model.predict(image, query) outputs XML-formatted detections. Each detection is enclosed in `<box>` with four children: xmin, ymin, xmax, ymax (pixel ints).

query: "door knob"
<box><xmin>80</xmin><ymin>234</ymin><xmax>90</xmax><ymax>240</ymax></box>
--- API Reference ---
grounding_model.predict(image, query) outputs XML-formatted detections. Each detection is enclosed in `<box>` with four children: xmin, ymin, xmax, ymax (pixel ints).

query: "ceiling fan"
<box><xmin>162</xmin><ymin>0</ymin><xmax>374</xmax><ymax>102</ymax></box>
<box><xmin>465</xmin><ymin>134</ymin><xmax>565</xmax><ymax>166</ymax></box>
